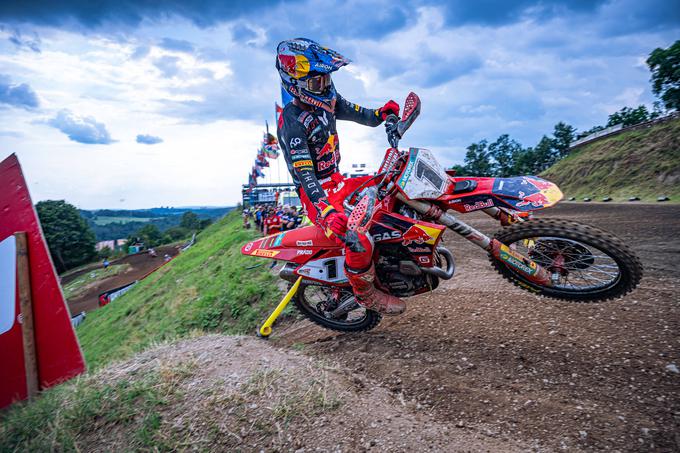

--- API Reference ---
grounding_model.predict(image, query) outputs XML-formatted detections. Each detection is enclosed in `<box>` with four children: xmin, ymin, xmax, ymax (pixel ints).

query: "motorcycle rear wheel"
<box><xmin>293</xmin><ymin>283</ymin><xmax>382</xmax><ymax>332</ymax></box>
<box><xmin>491</xmin><ymin>218</ymin><xmax>643</xmax><ymax>302</ymax></box>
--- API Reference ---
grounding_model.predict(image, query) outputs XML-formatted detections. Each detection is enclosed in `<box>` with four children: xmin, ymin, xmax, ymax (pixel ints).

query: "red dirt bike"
<box><xmin>242</xmin><ymin>93</ymin><xmax>643</xmax><ymax>336</ymax></box>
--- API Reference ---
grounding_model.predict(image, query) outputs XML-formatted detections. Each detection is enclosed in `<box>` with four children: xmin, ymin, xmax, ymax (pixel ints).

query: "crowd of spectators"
<box><xmin>243</xmin><ymin>204</ymin><xmax>312</xmax><ymax>235</ymax></box>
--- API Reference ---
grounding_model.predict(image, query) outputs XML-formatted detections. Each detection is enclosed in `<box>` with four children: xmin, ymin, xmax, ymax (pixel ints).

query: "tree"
<box><xmin>463</xmin><ymin>140</ymin><xmax>493</xmax><ymax>176</ymax></box>
<box><xmin>35</xmin><ymin>200</ymin><xmax>97</xmax><ymax>273</ymax></box>
<box><xmin>532</xmin><ymin>135</ymin><xmax>558</xmax><ymax>172</ymax></box>
<box><xmin>98</xmin><ymin>246</ymin><xmax>113</xmax><ymax>259</ymax></box>
<box><xmin>134</xmin><ymin>224</ymin><xmax>164</xmax><ymax>247</ymax></box>
<box><xmin>180</xmin><ymin>211</ymin><xmax>200</xmax><ymax>230</ymax></box>
<box><xmin>512</xmin><ymin>146</ymin><xmax>537</xmax><ymax>175</ymax></box>
<box><xmin>647</xmin><ymin>40</ymin><xmax>680</xmax><ymax>111</ymax></box>
<box><xmin>606</xmin><ymin>105</ymin><xmax>650</xmax><ymax>127</ymax></box>
<box><xmin>164</xmin><ymin>226</ymin><xmax>190</xmax><ymax>241</ymax></box>
<box><xmin>488</xmin><ymin>134</ymin><xmax>523</xmax><ymax>177</ymax></box>
<box><xmin>447</xmin><ymin>164</ymin><xmax>467</xmax><ymax>176</ymax></box>
<box><xmin>576</xmin><ymin>125</ymin><xmax>605</xmax><ymax>140</ymax></box>
<box><xmin>552</xmin><ymin>122</ymin><xmax>576</xmax><ymax>158</ymax></box>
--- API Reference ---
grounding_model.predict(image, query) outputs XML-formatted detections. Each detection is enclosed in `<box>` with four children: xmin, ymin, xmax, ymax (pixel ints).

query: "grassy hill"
<box><xmin>541</xmin><ymin>117</ymin><xmax>680</xmax><ymax>201</ymax></box>
<box><xmin>1</xmin><ymin>211</ymin><xmax>289</xmax><ymax>450</ymax></box>
<box><xmin>76</xmin><ymin>210</ymin><xmax>280</xmax><ymax>369</ymax></box>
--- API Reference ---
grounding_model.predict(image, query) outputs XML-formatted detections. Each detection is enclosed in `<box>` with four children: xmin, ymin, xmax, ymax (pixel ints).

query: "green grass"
<box><xmin>0</xmin><ymin>360</ymin><xmax>195</xmax><ymax>451</ymax></box>
<box><xmin>541</xmin><ymin>117</ymin><xmax>680</xmax><ymax>202</ymax></box>
<box><xmin>0</xmin><ymin>211</ymin><xmax>283</xmax><ymax>451</ymax></box>
<box><xmin>62</xmin><ymin>264</ymin><xmax>131</xmax><ymax>299</ymax></box>
<box><xmin>92</xmin><ymin>216</ymin><xmax>158</xmax><ymax>225</ymax></box>
<box><xmin>76</xmin><ymin>211</ymin><xmax>280</xmax><ymax>370</ymax></box>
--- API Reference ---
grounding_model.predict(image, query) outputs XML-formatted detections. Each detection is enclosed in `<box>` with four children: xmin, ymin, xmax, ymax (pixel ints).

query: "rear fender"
<box><xmin>241</xmin><ymin>226</ymin><xmax>341</xmax><ymax>263</ymax></box>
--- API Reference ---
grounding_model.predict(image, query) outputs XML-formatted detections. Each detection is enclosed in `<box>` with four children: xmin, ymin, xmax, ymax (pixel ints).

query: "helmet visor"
<box><xmin>305</xmin><ymin>73</ymin><xmax>331</xmax><ymax>94</ymax></box>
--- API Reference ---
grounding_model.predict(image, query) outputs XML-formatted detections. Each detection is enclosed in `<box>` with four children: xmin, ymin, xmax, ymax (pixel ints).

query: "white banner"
<box><xmin>0</xmin><ymin>235</ymin><xmax>16</xmax><ymax>335</ymax></box>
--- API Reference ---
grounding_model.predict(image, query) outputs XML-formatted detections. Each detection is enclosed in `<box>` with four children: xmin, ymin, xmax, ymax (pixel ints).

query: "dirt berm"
<box><xmin>84</xmin><ymin>335</ymin><xmax>530</xmax><ymax>452</ymax></box>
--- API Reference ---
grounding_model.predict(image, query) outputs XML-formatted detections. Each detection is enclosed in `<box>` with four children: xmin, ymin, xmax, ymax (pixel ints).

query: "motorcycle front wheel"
<box><xmin>491</xmin><ymin>218</ymin><xmax>643</xmax><ymax>302</ymax></box>
<box><xmin>293</xmin><ymin>283</ymin><xmax>382</xmax><ymax>332</ymax></box>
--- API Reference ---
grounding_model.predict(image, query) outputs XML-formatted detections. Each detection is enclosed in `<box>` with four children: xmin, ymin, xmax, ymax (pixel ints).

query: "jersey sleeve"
<box><xmin>335</xmin><ymin>93</ymin><xmax>383</xmax><ymax>127</ymax></box>
<box><xmin>279</xmin><ymin>114</ymin><xmax>336</xmax><ymax>223</ymax></box>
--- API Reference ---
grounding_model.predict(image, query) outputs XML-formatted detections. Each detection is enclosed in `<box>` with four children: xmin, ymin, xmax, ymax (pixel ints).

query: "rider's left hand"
<box><xmin>380</xmin><ymin>100</ymin><xmax>400</xmax><ymax>120</ymax></box>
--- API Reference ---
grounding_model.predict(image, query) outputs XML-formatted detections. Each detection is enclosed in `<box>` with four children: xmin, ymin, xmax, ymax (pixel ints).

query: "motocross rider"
<box><xmin>276</xmin><ymin>38</ymin><xmax>405</xmax><ymax>315</ymax></box>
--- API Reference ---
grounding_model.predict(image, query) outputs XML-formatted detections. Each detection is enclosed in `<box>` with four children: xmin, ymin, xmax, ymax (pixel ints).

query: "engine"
<box><xmin>375</xmin><ymin>243</ymin><xmax>439</xmax><ymax>297</ymax></box>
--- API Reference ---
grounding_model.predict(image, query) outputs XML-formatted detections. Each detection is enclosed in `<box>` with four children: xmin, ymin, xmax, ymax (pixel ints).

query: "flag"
<box><xmin>253</xmin><ymin>166</ymin><xmax>264</xmax><ymax>178</ymax></box>
<box><xmin>275</xmin><ymin>102</ymin><xmax>283</xmax><ymax>122</ymax></box>
<box><xmin>264</xmin><ymin>132</ymin><xmax>278</xmax><ymax>146</ymax></box>
<box><xmin>281</xmin><ymin>86</ymin><xmax>294</xmax><ymax>106</ymax></box>
<box><xmin>263</xmin><ymin>144</ymin><xmax>279</xmax><ymax>159</ymax></box>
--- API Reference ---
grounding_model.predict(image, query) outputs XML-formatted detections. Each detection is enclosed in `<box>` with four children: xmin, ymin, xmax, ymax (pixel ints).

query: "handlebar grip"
<box><xmin>384</xmin><ymin>114</ymin><xmax>399</xmax><ymax>127</ymax></box>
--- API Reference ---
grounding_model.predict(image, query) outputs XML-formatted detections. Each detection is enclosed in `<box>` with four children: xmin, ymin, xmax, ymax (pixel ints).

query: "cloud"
<box><xmin>7</xmin><ymin>28</ymin><xmax>41</xmax><ymax>52</ymax></box>
<box><xmin>154</xmin><ymin>55</ymin><xmax>182</xmax><ymax>78</ymax></box>
<box><xmin>0</xmin><ymin>1</ymin><xmax>288</xmax><ymax>28</ymax></box>
<box><xmin>159</xmin><ymin>37</ymin><xmax>194</xmax><ymax>53</ymax></box>
<box><xmin>0</xmin><ymin>74</ymin><xmax>39</xmax><ymax>109</ymax></box>
<box><xmin>231</xmin><ymin>23</ymin><xmax>258</xmax><ymax>43</ymax></box>
<box><xmin>136</xmin><ymin>134</ymin><xmax>163</xmax><ymax>144</ymax></box>
<box><xmin>130</xmin><ymin>45</ymin><xmax>150</xmax><ymax>59</ymax></box>
<box><xmin>47</xmin><ymin>109</ymin><xmax>114</xmax><ymax>144</ymax></box>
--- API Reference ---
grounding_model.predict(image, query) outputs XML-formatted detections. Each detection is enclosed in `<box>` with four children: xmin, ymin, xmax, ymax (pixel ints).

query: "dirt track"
<box><xmin>65</xmin><ymin>245</ymin><xmax>180</xmax><ymax>314</ymax></box>
<box><xmin>276</xmin><ymin>203</ymin><xmax>680</xmax><ymax>452</ymax></box>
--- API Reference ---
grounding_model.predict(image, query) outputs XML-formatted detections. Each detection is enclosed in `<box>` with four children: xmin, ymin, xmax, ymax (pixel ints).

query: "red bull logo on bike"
<box><xmin>401</xmin><ymin>225</ymin><xmax>439</xmax><ymax>246</ymax></box>
<box><xmin>515</xmin><ymin>178</ymin><xmax>563</xmax><ymax>209</ymax></box>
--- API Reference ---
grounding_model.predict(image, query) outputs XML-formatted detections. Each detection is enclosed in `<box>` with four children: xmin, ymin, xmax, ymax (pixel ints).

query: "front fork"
<box><xmin>397</xmin><ymin>195</ymin><xmax>552</xmax><ymax>287</ymax></box>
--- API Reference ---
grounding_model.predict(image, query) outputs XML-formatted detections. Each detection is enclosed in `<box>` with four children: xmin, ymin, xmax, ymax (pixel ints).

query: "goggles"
<box><xmin>305</xmin><ymin>73</ymin><xmax>331</xmax><ymax>94</ymax></box>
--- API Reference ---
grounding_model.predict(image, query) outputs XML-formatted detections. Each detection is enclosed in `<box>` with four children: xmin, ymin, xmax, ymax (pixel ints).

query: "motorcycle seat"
<box><xmin>452</xmin><ymin>179</ymin><xmax>478</xmax><ymax>194</ymax></box>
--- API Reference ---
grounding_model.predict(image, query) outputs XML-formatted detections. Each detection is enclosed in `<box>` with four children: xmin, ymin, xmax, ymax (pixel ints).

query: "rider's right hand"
<box><xmin>323</xmin><ymin>210</ymin><xmax>348</xmax><ymax>240</ymax></box>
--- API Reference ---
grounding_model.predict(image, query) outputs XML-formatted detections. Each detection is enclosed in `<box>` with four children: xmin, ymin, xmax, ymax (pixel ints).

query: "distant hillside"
<box><xmin>80</xmin><ymin>206</ymin><xmax>234</xmax><ymax>240</ymax></box>
<box><xmin>541</xmin><ymin>117</ymin><xmax>680</xmax><ymax>201</ymax></box>
<box><xmin>76</xmin><ymin>210</ymin><xmax>279</xmax><ymax>369</ymax></box>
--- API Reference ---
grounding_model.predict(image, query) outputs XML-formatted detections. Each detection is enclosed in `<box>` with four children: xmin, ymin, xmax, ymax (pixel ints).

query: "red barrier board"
<box><xmin>0</xmin><ymin>154</ymin><xmax>85</xmax><ymax>409</ymax></box>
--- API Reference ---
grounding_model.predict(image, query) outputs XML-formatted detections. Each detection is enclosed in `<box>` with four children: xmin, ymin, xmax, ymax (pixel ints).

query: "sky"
<box><xmin>0</xmin><ymin>0</ymin><xmax>678</xmax><ymax>209</ymax></box>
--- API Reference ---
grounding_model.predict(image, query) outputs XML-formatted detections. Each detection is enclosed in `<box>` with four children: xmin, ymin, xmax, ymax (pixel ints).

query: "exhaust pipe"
<box><xmin>279</xmin><ymin>262</ymin><xmax>299</xmax><ymax>283</ymax></box>
<box><xmin>421</xmin><ymin>246</ymin><xmax>455</xmax><ymax>279</ymax></box>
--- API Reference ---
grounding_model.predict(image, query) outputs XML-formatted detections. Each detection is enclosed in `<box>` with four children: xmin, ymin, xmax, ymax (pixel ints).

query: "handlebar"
<box><xmin>384</xmin><ymin>113</ymin><xmax>401</xmax><ymax>148</ymax></box>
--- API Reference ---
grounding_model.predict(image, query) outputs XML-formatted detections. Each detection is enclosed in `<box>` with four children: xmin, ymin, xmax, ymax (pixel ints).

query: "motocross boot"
<box><xmin>346</xmin><ymin>263</ymin><xmax>406</xmax><ymax>315</ymax></box>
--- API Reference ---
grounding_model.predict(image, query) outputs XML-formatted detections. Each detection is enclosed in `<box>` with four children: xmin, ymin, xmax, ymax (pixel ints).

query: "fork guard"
<box><xmin>489</xmin><ymin>239</ymin><xmax>552</xmax><ymax>286</ymax></box>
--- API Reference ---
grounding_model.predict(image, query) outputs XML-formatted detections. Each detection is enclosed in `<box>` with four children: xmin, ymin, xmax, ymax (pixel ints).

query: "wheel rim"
<box><xmin>508</xmin><ymin>236</ymin><xmax>622</xmax><ymax>293</ymax></box>
<box><xmin>299</xmin><ymin>285</ymin><xmax>371</xmax><ymax>327</ymax></box>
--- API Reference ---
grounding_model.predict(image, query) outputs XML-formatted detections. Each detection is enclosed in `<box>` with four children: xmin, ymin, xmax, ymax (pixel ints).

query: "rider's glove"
<box><xmin>322</xmin><ymin>210</ymin><xmax>348</xmax><ymax>239</ymax></box>
<box><xmin>379</xmin><ymin>100</ymin><xmax>400</xmax><ymax>121</ymax></box>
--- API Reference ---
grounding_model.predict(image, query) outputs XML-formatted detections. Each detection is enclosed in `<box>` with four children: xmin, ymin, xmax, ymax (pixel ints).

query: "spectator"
<box><xmin>299</xmin><ymin>207</ymin><xmax>313</xmax><ymax>226</ymax></box>
<box><xmin>264</xmin><ymin>207</ymin><xmax>282</xmax><ymax>235</ymax></box>
<box><xmin>103</xmin><ymin>259</ymin><xmax>110</xmax><ymax>269</ymax></box>
<box><xmin>255</xmin><ymin>206</ymin><xmax>263</xmax><ymax>232</ymax></box>
<box><xmin>291</xmin><ymin>206</ymin><xmax>303</xmax><ymax>229</ymax></box>
<box><xmin>242</xmin><ymin>207</ymin><xmax>251</xmax><ymax>229</ymax></box>
<box><xmin>280</xmin><ymin>205</ymin><xmax>292</xmax><ymax>231</ymax></box>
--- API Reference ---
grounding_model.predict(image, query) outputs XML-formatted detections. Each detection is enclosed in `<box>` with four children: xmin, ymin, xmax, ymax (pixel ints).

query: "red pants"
<box><xmin>299</xmin><ymin>173</ymin><xmax>375</xmax><ymax>271</ymax></box>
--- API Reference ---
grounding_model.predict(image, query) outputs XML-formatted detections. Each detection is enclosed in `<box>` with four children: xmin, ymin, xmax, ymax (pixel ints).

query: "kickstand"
<box><xmin>257</xmin><ymin>276</ymin><xmax>302</xmax><ymax>338</ymax></box>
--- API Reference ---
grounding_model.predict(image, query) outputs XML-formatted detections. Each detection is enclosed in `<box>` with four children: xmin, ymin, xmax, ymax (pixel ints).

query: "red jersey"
<box><xmin>265</xmin><ymin>214</ymin><xmax>281</xmax><ymax>234</ymax></box>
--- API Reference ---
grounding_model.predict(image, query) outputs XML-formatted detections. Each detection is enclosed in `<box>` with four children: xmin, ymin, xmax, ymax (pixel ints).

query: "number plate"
<box><xmin>296</xmin><ymin>256</ymin><xmax>348</xmax><ymax>283</ymax></box>
<box><xmin>397</xmin><ymin>148</ymin><xmax>449</xmax><ymax>199</ymax></box>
